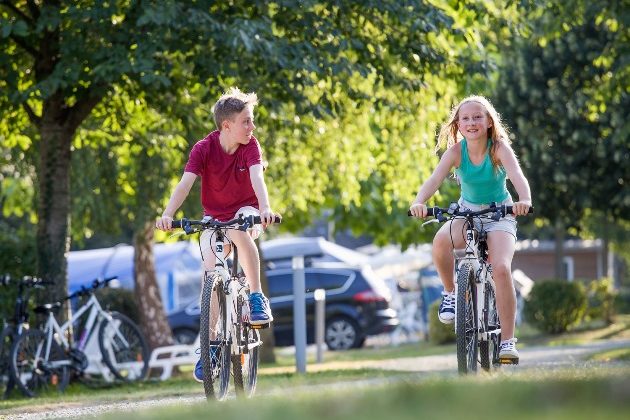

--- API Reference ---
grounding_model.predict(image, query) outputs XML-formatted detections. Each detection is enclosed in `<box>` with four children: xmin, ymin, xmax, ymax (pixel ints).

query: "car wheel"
<box><xmin>173</xmin><ymin>328</ymin><xmax>198</xmax><ymax>345</ymax></box>
<box><xmin>325</xmin><ymin>317</ymin><xmax>362</xmax><ymax>351</ymax></box>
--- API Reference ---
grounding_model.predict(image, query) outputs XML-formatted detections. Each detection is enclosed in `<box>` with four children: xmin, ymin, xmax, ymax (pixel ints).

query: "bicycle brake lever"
<box><xmin>422</xmin><ymin>219</ymin><xmax>440</xmax><ymax>227</ymax></box>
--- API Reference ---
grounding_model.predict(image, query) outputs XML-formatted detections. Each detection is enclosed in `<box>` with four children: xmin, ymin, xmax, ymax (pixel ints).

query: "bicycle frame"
<box><xmin>205</xmin><ymin>230</ymin><xmax>261</xmax><ymax>357</ymax></box>
<box><xmin>39</xmin><ymin>295</ymin><xmax>123</xmax><ymax>368</ymax></box>
<box><xmin>454</xmin><ymin>216</ymin><xmax>500</xmax><ymax>344</ymax></box>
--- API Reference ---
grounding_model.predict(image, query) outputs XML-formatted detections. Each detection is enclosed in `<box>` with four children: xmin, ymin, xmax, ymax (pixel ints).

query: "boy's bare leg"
<box><xmin>227</xmin><ymin>229</ymin><xmax>262</xmax><ymax>293</ymax></box>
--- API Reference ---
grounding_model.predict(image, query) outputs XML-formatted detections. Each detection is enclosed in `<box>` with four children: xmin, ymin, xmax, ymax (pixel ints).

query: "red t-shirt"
<box><xmin>184</xmin><ymin>130</ymin><xmax>262</xmax><ymax>221</ymax></box>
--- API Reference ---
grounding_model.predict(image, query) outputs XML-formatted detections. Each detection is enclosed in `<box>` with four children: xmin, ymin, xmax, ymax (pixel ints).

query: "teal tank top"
<box><xmin>455</xmin><ymin>139</ymin><xmax>509</xmax><ymax>204</ymax></box>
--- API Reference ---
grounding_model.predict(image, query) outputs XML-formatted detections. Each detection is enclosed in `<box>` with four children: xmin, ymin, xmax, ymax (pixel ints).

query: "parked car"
<box><xmin>167</xmin><ymin>265</ymin><xmax>399</xmax><ymax>350</ymax></box>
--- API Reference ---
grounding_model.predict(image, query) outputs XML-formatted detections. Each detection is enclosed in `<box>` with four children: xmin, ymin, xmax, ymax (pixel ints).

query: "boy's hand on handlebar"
<box><xmin>260</xmin><ymin>207</ymin><xmax>277</xmax><ymax>228</ymax></box>
<box><xmin>512</xmin><ymin>200</ymin><xmax>532</xmax><ymax>217</ymax></box>
<box><xmin>156</xmin><ymin>215</ymin><xmax>174</xmax><ymax>231</ymax></box>
<box><xmin>409</xmin><ymin>202</ymin><xmax>427</xmax><ymax>218</ymax></box>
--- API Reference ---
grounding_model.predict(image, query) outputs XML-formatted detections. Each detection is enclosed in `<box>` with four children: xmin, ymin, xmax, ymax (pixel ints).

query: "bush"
<box><xmin>585</xmin><ymin>278</ymin><xmax>616</xmax><ymax>324</ymax></box>
<box><xmin>524</xmin><ymin>280</ymin><xmax>587</xmax><ymax>334</ymax></box>
<box><xmin>428</xmin><ymin>300</ymin><xmax>456</xmax><ymax>344</ymax></box>
<box><xmin>614</xmin><ymin>289</ymin><xmax>630</xmax><ymax>314</ymax></box>
<box><xmin>93</xmin><ymin>287</ymin><xmax>140</xmax><ymax>324</ymax></box>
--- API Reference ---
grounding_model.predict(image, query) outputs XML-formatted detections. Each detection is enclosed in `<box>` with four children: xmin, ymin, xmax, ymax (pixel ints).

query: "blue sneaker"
<box><xmin>249</xmin><ymin>292</ymin><xmax>273</xmax><ymax>325</ymax></box>
<box><xmin>193</xmin><ymin>346</ymin><xmax>218</xmax><ymax>383</ymax></box>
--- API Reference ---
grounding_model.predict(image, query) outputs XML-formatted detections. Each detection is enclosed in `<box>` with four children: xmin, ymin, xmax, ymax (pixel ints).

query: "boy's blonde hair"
<box><xmin>436</xmin><ymin>95</ymin><xmax>511</xmax><ymax>169</ymax></box>
<box><xmin>213</xmin><ymin>87</ymin><xmax>259</xmax><ymax>130</ymax></box>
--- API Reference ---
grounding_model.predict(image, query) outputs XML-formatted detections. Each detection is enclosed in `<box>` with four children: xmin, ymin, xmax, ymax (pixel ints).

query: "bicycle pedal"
<box><xmin>249</xmin><ymin>323</ymin><xmax>270</xmax><ymax>330</ymax></box>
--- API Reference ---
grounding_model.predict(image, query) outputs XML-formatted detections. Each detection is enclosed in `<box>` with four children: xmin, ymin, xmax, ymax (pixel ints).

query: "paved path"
<box><xmin>3</xmin><ymin>339</ymin><xmax>629</xmax><ymax>420</ymax></box>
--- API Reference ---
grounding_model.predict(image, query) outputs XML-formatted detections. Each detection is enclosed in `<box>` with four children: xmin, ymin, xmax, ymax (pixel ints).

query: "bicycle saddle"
<box><xmin>34</xmin><ymin>302</ymin><xmax>62</xmax><ymax>314</ymax></box>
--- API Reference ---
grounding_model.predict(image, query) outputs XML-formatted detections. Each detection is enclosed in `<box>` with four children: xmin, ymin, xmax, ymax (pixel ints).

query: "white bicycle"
<box><xmin>412</xmin><ymin>202</ymin><xmax>532</xmax><ymax>374</ymax></box>
<box><xmin>173</xmin><ymin>214</ymin><xmax>280</xmax><ymax>400</ymax></box>
<box><xmin>10</xmin><ymin>277</ymin><xmax>149</xmax><ymax>396</ymax></box>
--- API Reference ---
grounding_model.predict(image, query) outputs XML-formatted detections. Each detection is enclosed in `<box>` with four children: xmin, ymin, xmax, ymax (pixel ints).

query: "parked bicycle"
<box><xmin>10</xmin><ymin>277</ymin><xmax>149</xmax><ymax>397</ymax></box>
<box><xmin>1</xmin><ymin>275</ymin><xmax>50</xmax><ymax>398</ymax></box>
<box><xmin>410</xmin><ymin>202</ymin><xmax>532</xmax><ymax>374</ymax></box>
<box><xmin>172</xmin><ymin>213</ymin><xmax>281</xmax><ymax>400</ymax></box>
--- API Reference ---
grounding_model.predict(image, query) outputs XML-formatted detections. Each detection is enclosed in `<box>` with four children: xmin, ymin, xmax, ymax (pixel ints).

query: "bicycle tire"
<box><xmin>232</xmin><ymin>292</ymin><xmax>259</xmax><ymax>397</ymax></box>
<box><xmin>98</xmin><ymin>312</ymin><xmax>149</xmax><ymax>382</ymax></box>
<box><xmin>480</xmin><ymin>282</ymin><xmax>498</xmax><ymax>371</ymax></box>
<box><xmin>10</xmin><ymin>329</ymin><xmax>70</xmax><ymax>397</ymax></box>
<box><xmin>456</xmin><ymin>263</ymin><xmax>478</xmax><ymax>374</ymax></box>
<box><xmin>200</xmin><ymin>273</ymin><xmax>230</xmax><ymax>400</ymax></box>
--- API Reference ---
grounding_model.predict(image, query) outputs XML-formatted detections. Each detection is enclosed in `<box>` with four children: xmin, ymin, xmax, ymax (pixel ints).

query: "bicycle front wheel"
<box><xmin>10</xmin><ymin>329</ymin><xmax>70</xmax><ymax>397</ymax></box>
<box><xmin>456</xmin><ymin>263</ymin><xmax>478</xmax><ymax>375</ymax></box>
<box><xmin>232</xmin><ymin>292</ymin><xmax>259</xmax><ymax>397</ymax></box>
<box><xmin>200</xmin><ymin>274</ymin><xmax>230</xmax><ymax>400</ymax></box>
<box><xmin>98</xmin><ymin>312</ymin><xmax>149</xmax><ymax>382</ymax></box>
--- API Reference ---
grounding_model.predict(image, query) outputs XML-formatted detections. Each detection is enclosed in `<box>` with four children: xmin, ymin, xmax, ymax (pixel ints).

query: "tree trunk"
<box><xmin>554</xmin><ymin>219</ymin><xmax>566</xmax><ymax>280</ymax></box>
<box><xmin>133</xmin><ymin>221</ymin><xmax>174</xmax><ymax>350</ymax></box>
<box><xmin>36</xmin><ymin>122</ymin><xmax>73</xmax><ymax>309</ymax></box>
<box><xmin>256</xmin><ymin>238</ymin><xmax>276</xmax><ymax>364</ymax></box>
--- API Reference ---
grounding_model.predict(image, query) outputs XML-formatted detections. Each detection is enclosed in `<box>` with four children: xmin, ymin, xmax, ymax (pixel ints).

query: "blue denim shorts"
<box><xmin>457</xmin><ymin>197</ymin><xmax>517</xmax><ymax>239</ymax></box>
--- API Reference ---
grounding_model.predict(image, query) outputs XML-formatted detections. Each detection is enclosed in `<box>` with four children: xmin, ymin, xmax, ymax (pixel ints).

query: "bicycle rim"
<box><xmin>200</xmin><ymin>274</ymin><xmax>230</xmax><ymax>400</ymax></box>
<box><xmin>10</xmin><ymin>329</ymin><xmax>69</xmax><ymax>397</ymax></box>
<box><xmin>99</xmin><ymin>312</ymin><xmax>149</xmax><ymax>381</ymax></box>
<box><xmin>456</xmin><ymin>263</ymin><xmax>478</xmax><ymax>374</ymax></box>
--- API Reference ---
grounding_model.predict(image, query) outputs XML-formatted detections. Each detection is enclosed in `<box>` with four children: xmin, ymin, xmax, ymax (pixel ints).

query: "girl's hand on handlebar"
<box><xmin>409</xmin><ymin>203</ymin><xmax>428</xmax><ymax>218</ymax></box>
<box><xmin>156</xmin><ymin>215</ymin><xmax>174</xmax><ymax>231</ymax></box>
<box><xmin>512</xmin><ymin>200</ymin><xmax>532</xmax><ymax>217</ymax></box>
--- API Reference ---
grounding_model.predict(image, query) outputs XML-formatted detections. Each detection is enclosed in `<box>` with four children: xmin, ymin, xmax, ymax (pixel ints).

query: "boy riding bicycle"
<box><xmin>156</xmin><ymin>87</ymin><xmax>278</xmax><ymax>381</ymax></box>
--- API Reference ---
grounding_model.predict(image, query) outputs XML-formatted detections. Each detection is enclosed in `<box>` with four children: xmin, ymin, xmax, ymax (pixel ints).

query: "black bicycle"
<box><xmin>410</xmin><ymin>202</ymin><xmax>532</xmax><ymax>374</ymax></box>
<box><xmin>0</xmin><ymin>274</ymin><xmax>51</xmax><ymax>398</ymax></box>
<box><xmin>172</xmin><ymin>213</ymin><xmax>281</xmax><ymax>400</ymax></box>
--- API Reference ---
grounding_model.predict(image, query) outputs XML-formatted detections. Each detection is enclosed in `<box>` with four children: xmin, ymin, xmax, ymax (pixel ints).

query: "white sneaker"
<box><xmin>438</xmin><ymin>291</ymin><xmax>455</xmax><ymax>324</ymax></box>
<box><xmin>499</xmin><ymin>338</ymin><xmax>519</xmax><ymax>363</ymax></box>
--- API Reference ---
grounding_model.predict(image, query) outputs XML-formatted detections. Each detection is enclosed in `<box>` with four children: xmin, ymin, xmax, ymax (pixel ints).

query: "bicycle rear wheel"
<box><xmin>456</xmin><ymin>263</ymin><xmax>478</xmax><ymax>374</ymax></box>
<box><xmin>232</xmin><ymin>292</ymin><xmax>259</xmax><ymax>397</ymax></box>
<box><xmin>200</xmin><ymin>273</ymin><xmax>230</xmax><ymax>400</ymax></box>
<box><xmin>480</xmin><ymin>282</ymin><xmax>499</xmax><ymax>371</ymax></box>
<box><xmin>10</xmin><ymin>329</ymin><xmax>70</xmax><ymax>397</ymax></box>
<box><xmin>99</xmin><ymin>312</ymin><xmax>149</xmax><ymax>381</ymax></box>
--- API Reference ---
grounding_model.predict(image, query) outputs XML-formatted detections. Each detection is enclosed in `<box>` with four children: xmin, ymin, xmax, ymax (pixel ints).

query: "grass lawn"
<box><xmin>1</xmin><ymin>314</ymin><xmax>629</xmax><ymax>417</ymax></box>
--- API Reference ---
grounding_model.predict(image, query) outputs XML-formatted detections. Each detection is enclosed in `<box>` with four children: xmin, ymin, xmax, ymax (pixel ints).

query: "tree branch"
<box><xmin>9</xmin><ymin>34</ymin><xmax>38</xmax><ymax>57</ymax></box>
<box><xmin>1</xmin><ymin>1</ymin><xmax>35</xmax><ymax>26</ymax></box>
<box><xmin>26</xmin><ymin>0</ymin><xmax>40</xmax><ymax>21</ymax></box>
<box><xmin>23</xmin><ymin>101</ymin><xmax>41</xmax><ymax>127</ymax></box>
<box><xmin>65</xmin><ymin>91</ymin><xmax>105</xmax><ymax>133</ymax></box>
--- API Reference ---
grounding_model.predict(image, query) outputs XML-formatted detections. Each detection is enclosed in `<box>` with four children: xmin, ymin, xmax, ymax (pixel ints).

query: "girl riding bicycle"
<box><xmin>409</xmin><ymin>95</ymin><xmax>532</xmax><ymax>362</ymax></box>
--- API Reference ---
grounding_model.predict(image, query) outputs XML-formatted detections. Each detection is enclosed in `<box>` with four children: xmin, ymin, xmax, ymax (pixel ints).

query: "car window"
<box><xmin>267</xmin><ymin>272</ymin><xmax>320</xmax><ymax>297</ymax></box>
<box><xmin>267</xmin><ymin>273</ymin><xmax>293</xmax><ymax>298</ymax></box>
<box><xmin>312</xmin><ymin>272</ymin><xmax>350</xmax><ymax>291</ymax></box>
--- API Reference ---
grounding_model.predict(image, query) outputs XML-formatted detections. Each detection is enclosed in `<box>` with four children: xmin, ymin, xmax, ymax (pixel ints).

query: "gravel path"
<box><xmin>3</xmin><ymin>338</ymin><xmax>629</xmax><ymax>420</ymax></box>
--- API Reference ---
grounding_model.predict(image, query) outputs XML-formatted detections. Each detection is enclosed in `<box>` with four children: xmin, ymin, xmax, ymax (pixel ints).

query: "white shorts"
<box><xmin>458</xmin><ymin>197</ymin><xmax>517</xmax><ymax>239</ymax></box>
<box><xmin>199</xmin><ymin>206</ymin><xmax>263</xmax><ymax>258</ymax></box>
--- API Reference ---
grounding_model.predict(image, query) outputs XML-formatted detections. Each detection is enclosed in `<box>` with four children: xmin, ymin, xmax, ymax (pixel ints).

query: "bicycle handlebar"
<box><xmin>172</xmin><ymin>214</ymin><xmax>282</xmax><ymax>234</ymax></box>
<box><xmin>408</xmin><ymin>203</ymin><xmax>534</xmax><ymax>222</ymax></box>
<box><xmin>1</xmin><ymin>274</ymin><xmax>53</xmax><ymax>289</ymax></box>
<box><xmin>65</xmin><ymin>276</ymin><xmax>118</xmax><ymax>301</ymax></box>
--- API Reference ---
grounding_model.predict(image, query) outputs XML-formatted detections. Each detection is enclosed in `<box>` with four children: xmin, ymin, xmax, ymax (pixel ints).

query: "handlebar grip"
<box><xmin>252</xmin><ymin>215</ymin><xmax>282</xmax><ymax>224</ymax></box>
<box><xmin>407</xmin><ymin>208</ymin><xmax>435</xmax><ymax>217</ymax></box>
<box><xmin>171</xmin><ymin>220</ymin><xmax>182</xmax><ymax>229</ymax></box>
<box><xmin>506</xmin><ymin>206</ymin><xmax>534</xmax><ymax>215</ymax></box>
